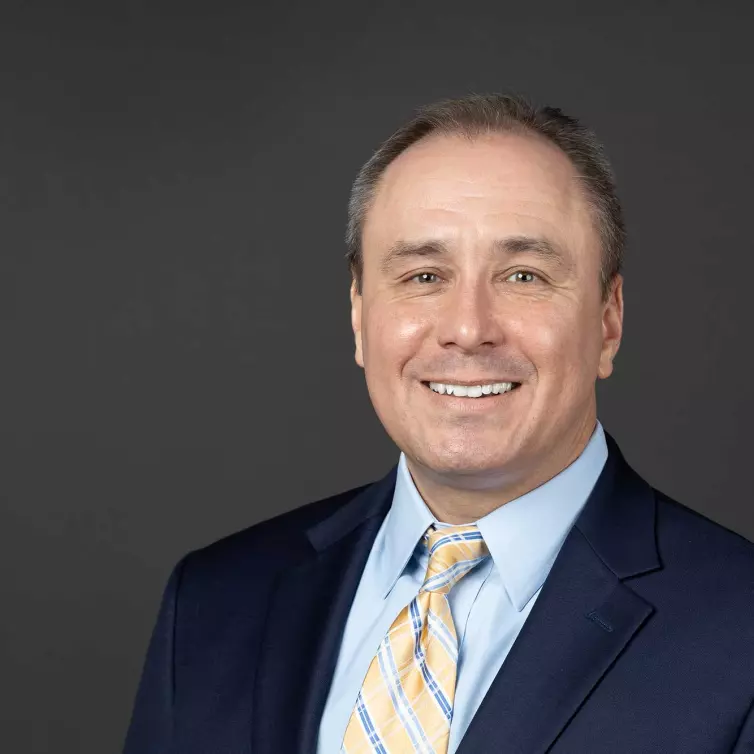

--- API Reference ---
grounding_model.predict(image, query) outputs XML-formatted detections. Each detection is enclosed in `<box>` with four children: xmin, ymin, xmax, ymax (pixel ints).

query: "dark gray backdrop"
<box><xmin>2</xmin><ymin>1</ymin><xmax>753</xmax><ymax>752</ymax></box>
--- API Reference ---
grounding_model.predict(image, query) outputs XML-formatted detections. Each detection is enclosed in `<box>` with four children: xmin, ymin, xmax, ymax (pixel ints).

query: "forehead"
<box><xmin>363</xmin><ymin>131</ymin><xmax>597</xmax><ymax>254</ymax></box>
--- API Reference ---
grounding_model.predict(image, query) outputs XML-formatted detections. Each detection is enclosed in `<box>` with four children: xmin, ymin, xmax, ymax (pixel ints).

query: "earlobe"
<box><xmin>350</xmin><ymin>280</ymin><xmax>364</xmax><ymax>368</ymax></box>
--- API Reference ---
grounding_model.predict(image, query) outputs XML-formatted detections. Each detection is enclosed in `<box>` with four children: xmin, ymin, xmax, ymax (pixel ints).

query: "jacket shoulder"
<box><xmin>178</xmin><ymin>480</ymin><xmax>372</xmax><ymax>590</ymax></box>
<box><xmin>653</xmin><ymin>488</ymin><xmax>754</xmax><ymax>587</ymax></box>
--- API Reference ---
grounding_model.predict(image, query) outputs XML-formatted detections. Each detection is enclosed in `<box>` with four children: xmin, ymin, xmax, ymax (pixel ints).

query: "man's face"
<box><xmin>351</xmin><ymin>132</ymin><xmax>623</xmax><ymax>487</ymax></box>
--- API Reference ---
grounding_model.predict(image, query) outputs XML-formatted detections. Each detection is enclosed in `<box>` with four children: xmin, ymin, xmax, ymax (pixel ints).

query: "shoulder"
<box><xmin>655</xmin><ymin>488</ymin><xmax>754</xmax><ymax>561</ymax></box>
<box><xmin>175</xmin><ymin>480</ymin><xmax>372</xmax><ymax>593</ymax></box>
<box><xmin>652</xmin><ymin>487</ymin><xmax>754</xmax><ymax>597</ymax></box>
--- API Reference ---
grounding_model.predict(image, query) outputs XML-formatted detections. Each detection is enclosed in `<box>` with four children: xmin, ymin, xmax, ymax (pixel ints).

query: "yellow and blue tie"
<box><xmin>341</xmin><ymin>524</ymin><xmax>490</xmax><ymax>753</ymax></box>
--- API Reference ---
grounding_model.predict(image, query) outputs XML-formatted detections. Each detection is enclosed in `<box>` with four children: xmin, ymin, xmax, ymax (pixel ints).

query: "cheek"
<box><xmin>510</xmin><ymin>305</ymin><xmax>598</xmax><ymax>379</ymax></box>
<box><xmin>363</xmin><ymin>303</ymin><xmax>427</xmax><ymax>374</ymax></box>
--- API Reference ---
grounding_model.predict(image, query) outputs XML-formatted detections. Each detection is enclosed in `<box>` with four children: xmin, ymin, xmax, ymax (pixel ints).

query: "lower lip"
<box><xmin>421</xmin><ymin>382</ymin><xmax>521</xmax><ymax>410</ymax></box>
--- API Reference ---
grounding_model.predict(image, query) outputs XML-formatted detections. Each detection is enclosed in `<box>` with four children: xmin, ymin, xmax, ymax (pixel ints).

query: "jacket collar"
<box><xmin>575</xmin><ymin>431</ymin><xmax>661</xmax><ymax>579</ymax></box>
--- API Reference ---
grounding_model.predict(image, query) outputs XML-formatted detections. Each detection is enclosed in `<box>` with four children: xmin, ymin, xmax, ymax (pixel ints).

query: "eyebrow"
<box><xmin>379</xmin><ymin>240</ymin><xmax>450</xmax><ymax>274</ymax></box>
<box><xmin>493</xmin><ymin>236</ymin><xmax>573</xmax><ymax>272</ymax></box>
<box><xmin>379</xmin><ymin>235</ymin><xmax>573</xmax><ymax>274</ymax></box>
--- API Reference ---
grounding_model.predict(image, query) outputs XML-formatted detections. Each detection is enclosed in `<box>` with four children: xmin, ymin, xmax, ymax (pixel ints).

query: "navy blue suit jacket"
<box><xmin>124</xmin><ymin>434</ymin><xmax>754</xmax><ymax>753</ymax></box>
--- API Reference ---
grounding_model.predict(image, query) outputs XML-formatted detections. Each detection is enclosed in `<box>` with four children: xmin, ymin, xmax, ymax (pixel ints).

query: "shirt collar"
<box><xmin>378</xmin><ymin>421</ymin><xmax>608</xmax><ymax>610</ymax></box>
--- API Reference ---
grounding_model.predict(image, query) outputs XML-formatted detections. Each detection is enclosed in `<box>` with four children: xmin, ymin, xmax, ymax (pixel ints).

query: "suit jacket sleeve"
<box><xmin>122</xmin><ymin>556</ymin><xmax>187</xmax><ymax>754</ymax></box>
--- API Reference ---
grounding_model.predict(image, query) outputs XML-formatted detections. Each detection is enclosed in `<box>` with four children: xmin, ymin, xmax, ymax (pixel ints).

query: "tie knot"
<box><xmin>420</xmin><ymin>524</ymin><xmax>490</xmax><ymax>595</ymax></box>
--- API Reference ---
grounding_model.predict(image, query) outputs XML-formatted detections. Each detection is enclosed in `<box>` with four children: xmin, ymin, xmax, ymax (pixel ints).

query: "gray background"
<box><xmin>2</xmin><ymin>0</ymin><xmax>753</xmax><ymax>752</ymax></box>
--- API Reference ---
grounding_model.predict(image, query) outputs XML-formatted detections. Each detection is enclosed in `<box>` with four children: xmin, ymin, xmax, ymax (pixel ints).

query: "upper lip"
<box><xmin>422</xmin><ymin>379</ymin><xmax>521</xmax><ymax>386</ymax></box>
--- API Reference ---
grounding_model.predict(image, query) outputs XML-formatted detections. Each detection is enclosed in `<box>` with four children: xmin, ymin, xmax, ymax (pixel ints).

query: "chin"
<box><xmin>413</xmin><ymin>439</ymin><xmax>517</xmax><ymax>480</ymax></box>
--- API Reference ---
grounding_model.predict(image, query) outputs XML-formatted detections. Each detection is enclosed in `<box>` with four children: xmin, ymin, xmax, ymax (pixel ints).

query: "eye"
<box><xmin>506</xmin><ymin>270</ymin><xmax>539</xmax><ymax>283</ymax></box>
<box><xmin>409</xmin><ymin>272</ymin><xmax>441</xmax><ymax>284</ymax></box>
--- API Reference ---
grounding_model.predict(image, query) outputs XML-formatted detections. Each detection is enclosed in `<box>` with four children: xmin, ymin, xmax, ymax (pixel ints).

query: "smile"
<box><xmin>425</xmin><ymin>381</ymin><xmax>520</xmax><ymax>398</ymax></box>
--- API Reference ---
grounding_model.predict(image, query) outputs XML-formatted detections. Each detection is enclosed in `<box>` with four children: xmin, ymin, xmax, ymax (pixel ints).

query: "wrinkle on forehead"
<box><xmin>363</xmin><ymin>131</ymin><xmax>600</xmax><ymax>262</ymax></box>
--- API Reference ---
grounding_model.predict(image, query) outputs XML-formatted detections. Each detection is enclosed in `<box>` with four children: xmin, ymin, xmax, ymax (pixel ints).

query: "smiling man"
<box><xmin>124</xmin><ymin>96</ymin><xmax>754</xmax><ymax>754</ymax></box>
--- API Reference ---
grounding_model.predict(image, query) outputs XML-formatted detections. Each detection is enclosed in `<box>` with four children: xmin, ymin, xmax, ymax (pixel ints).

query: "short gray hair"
<box><xmin>345</xmin><ymin>94</ymin><xmax>625</xmax><ymax>301</ymax></box>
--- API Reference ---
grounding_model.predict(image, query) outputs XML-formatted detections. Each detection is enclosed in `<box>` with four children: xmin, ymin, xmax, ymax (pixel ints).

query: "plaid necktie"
<box><xmin>341</xmin><ymin>524</ymin><xmax>490</xmax><ymax>754</ymax></box>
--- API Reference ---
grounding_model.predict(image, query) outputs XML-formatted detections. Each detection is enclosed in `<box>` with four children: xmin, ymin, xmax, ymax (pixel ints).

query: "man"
<box><xmin>124</xmin><ymin>95</ymin><xmax>754</xmax><ymax>753</ymax></box>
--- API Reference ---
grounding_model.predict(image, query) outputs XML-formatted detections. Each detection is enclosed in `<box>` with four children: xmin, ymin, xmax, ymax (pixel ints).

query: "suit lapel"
<box><xmin>458</xmin><ymin>433</ymin><xmax>662</xmax><ymax>753</ymax></box>
<box><xmin>252</xmin><ymin>468</ymin><xmax>396</xmax><ymax>754</ymax></box>
<box><xmin>456</xmin><ymin>528</ymin><xmax>654</xmax><ymax>753</ymax></box>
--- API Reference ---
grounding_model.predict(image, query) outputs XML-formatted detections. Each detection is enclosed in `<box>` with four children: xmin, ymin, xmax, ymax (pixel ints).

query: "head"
<box><xmin>347</xmin><ymin>94</ymin><xmax>624</xmax><ymax>495</ymax></box>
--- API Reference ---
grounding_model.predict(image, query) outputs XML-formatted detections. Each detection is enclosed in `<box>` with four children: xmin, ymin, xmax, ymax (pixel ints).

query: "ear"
<box><xmin>350</xmin><ymin>279</ymin><xmax>364</xmax><ymax>368</ymax></box>
<box><xmin>598</xmin><ymin>274</ymin><xmax>624</xmax><ymax>379</ymax></box>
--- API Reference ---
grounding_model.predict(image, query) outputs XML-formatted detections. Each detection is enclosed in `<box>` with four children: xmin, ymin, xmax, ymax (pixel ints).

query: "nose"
<box><xmin>435</xmin><ymin>279</ymin><xmax>505</xmax><ymax>352</ymax></box>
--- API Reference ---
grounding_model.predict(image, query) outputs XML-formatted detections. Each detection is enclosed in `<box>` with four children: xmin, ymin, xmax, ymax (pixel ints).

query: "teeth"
<box><xmin>428</xmin><ymin>381</ymin><xmax>516</xmax><ymax>397</ymax></box>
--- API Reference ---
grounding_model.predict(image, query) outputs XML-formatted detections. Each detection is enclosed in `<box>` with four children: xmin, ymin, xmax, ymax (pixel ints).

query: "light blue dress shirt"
<box><xmin>317</xmin><ymin>422</ymin><xmax>608</xmax><ymax>753</ymax></box>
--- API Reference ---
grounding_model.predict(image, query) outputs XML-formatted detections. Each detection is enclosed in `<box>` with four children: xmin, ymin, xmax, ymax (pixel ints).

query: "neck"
<box><xmin>405</xmin><ymin>418</ymin><xmax>598</xmax><ymax>524</ymax></box>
